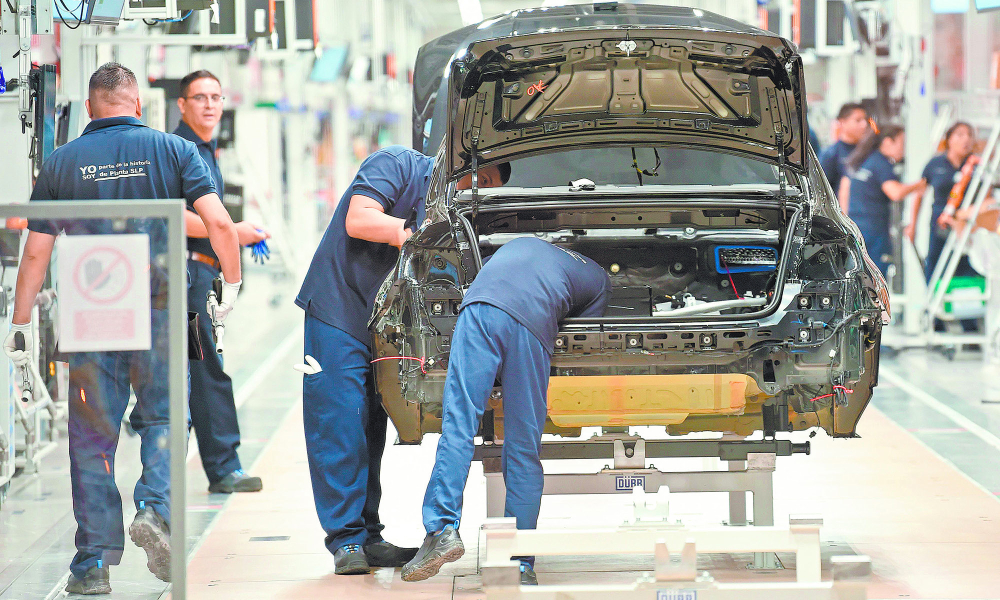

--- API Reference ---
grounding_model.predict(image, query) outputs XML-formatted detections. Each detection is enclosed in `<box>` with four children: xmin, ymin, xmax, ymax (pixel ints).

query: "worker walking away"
<box><xmin>819</xmin><ymin>103</ymin><xmax>869</xmax><ymax>210</ymax></box>
<box><xmin>402</xmin><ymin>237</ymin><xmax>610</xmax><ymax>585</ymax></box>
<box><xmin>295</xmin><ymin>145</ymin><xmax>509</xmax><ymax>574</ymax></box>
<box><xmin>906</xmin><ymin>121</ymin><xmax>979</xmax><ymax>280</ymax></box>
<box><xmin>2</xmin><ymin>63</ymin><xmax>242</xmax><ymax>595</ymax></box>
<box><xmin>845</xmin><ymin>125</ymin><xmax>927</xmax><ymax>277</ymax></box>
<box><xmin>173</xmin><ymin>69</ymin><xmax>268</xmax><ymax>494</ymax></box>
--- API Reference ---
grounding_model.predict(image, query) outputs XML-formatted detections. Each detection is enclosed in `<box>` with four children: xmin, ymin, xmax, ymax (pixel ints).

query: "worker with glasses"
<box><xmin>173</xmin><ymin>69</ymin><xmax>270</xmax><ymax>495</ymax></box>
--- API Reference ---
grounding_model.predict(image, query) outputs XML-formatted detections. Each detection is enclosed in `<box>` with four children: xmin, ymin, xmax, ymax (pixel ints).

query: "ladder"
<box><xmin>922</xmin><ymin>119</ymin><xmax>1000</xmax><ymax>329</ymax></box>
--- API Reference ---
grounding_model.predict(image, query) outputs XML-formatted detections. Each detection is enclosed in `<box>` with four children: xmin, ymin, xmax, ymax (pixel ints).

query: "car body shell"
<box><xmin>372</xmin><ymin>3</ymin><xmax>888</xmax><ymax>444</ymax></box>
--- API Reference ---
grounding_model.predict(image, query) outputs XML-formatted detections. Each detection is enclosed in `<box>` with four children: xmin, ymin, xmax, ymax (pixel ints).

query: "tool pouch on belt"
<box><xmin>188</xmin><ymin>311</ymin><xmax>204</xmax><ymax>361</ymax></box>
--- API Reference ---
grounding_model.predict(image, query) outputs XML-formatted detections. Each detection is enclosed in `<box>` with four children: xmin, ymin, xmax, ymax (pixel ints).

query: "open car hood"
<box><xmin>446</xmin><ymin>24</ymin><xmax>807</xmax><ymax>179</ymax></box>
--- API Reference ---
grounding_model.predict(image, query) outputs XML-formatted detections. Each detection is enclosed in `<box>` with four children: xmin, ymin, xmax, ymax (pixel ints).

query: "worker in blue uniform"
<box><xmin>819</xmin><ymin>103</ymin><xmax>868</xmax><ymax>210</ymax></box>
<box><xmin>907</xmin><ymin>121</ymin><xmax>978</xmax><ymax>278</ymax></box>
<box><xmin>845</xmin><ymin>125</ymin><xmax>927</xmax><ymax>276</ymax></box>
<box><xmin>2</xmin><ymin>63</ymin><xmax>242</xmax><ymax>595</ymax></box>
<box><xmin>174</xmin><ymin>69</ymin><xmax>269</xmax><ymax>494</ymax></box>
<box><xmin>402</xmin><ymin>237</ymin><xmax>610</xmax><ymax>585</ymax></box>
<box><xmin>295</xmin><ymin>145</ymin><xmax>510</xmax><ymax>574</ymax></box>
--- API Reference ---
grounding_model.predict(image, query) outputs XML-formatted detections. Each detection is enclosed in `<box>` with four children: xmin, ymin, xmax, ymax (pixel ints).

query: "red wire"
<box><xmin>722</xmin><ymin>258</ymin><xmax>742</xmax><ymax>300</ymax></box>
<box><xmin>371</xmin><ymin>355</ymin><xmax>426</xmax><ymax>374</ymax></box>
<box><xmin>807</xmin><ymin>385</ymin><xmax>854</xmax><ymax>402</ymax></box>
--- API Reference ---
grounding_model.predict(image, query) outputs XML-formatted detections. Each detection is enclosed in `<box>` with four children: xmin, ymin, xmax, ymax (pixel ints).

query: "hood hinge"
<box><xmin>469</xmin><ymin>91</ymin><xmax>486</xmax><ymax>212</ymax></box>
<box><xmin>470</xmin><ymin>139</ymin><xmax>479</xmax><ymax>212</ymax></box>
<box><xmin>775</xmin><ymin>129</ymin><xmax>789</xmax><ymax>229</ymax></box>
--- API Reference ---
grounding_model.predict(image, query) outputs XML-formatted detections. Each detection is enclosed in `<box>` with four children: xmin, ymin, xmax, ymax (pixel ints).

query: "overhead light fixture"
<box><xmin>457</xmin><ymin>0</ymin><xmax>483</xmax><ymax>25</ymax></box>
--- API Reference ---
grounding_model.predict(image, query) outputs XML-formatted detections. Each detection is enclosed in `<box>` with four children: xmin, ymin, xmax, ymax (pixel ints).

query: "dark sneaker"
<box><xmin>520</xmin><ymin>564</ymin><xmax>538</xmax><ymax>586</ymax></box>
<box><xmin>401</xmin><ymin>526</ymin><xmax>465</xmax><ymax>582</ymax></box>
<box><xmin>334</xmin><ymin>544</ymin><xmax>370</xmax><ymax>575</ymax></box>
<box><xmin>65</xmin><ymin>566</ymin><xmax>111</xmax><ymax>595</ymax></box>
<box><xmin>208</xmin><ymin>470</ymin><xmax>263</xmax><ymax>493</ymax></box>
<box><xmin>128</xmin><ymin>508</ymin><xmax>171</xmax><ymax>582</ymax></box>
<box><xmin>364</xmin><ymin>540</ymin><xmax>418</xmax><ymax>568</ymax></box>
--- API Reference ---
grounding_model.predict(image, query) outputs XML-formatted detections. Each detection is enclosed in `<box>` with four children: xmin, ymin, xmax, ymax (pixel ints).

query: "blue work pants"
<box><xmin>422</xmin><ymin>303</ymin><xmax>550</xmax><ymax>561</ymax></box>
<box><xmin>302</xmin><ymin>315</ymin><xmax>386</xmax><ymax>552</ymax></box>
<box><xmin>67</xmin><ymin>309</ymin><xmax>171</xmax><ymax>579</ymax></box>
<box><xmin>187</xmin><ymin>260</ymin><xmax>242</xmax><ymax>483</ymax></box>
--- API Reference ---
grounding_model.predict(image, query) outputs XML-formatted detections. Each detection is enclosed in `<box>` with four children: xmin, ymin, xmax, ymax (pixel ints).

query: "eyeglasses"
<box><xmin>186</xmin><ymin>94</ymin><xmax>226</xmax><ymax>105</ymax></box>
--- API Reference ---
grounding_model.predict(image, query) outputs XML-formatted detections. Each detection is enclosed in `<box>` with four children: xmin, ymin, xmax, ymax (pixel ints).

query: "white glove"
<box><xmin>207</xmin><ymin>279</ymin><xmax>242</xmax><ymax>323</ymax></box>
<box><xmin>4</xmin><ymin>322</ymin><xmax>33</xmax><ymax>367</ymax></box>
<box><xmin>293</xmin><ymin>355</ymin><xmax>323</xmax><ymax>375</ymax></box>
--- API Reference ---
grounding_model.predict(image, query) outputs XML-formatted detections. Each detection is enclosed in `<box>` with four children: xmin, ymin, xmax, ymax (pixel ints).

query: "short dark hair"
<box><xmin>180</xmin><ymin>70</ymin><xmax>221</xmax><ymax>98</ymax></box>
<box><xmin>88</xmin><ymin>62</ymin><xmax>137</xmax><ymax>97</ymax></box>
<box><xmin>497</xmin><ymin>162</ymin><xmax>511</xmax><ymax>185</ymax></box>
<box><xmin>837</xmin><ymin>102</ymin><xmax>866</xmax><ymax>121</ymax></box>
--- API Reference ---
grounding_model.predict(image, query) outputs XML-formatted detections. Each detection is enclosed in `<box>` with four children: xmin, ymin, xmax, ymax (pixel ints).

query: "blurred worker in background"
<box><xmin>845</xmin><ymin>125</ymin><xmax>927</xmax><ymax>277</ymax></box>
<box><xmin>295</xmin><ymin>145</ymin><xmax>510</xmax><ymax>575</ymax></box>
<box><xmin>820</xmin><ymin>103</ymin><xmax>869</xmax><ymax>209</ymax></box>
<box><xmin>907</xmin><ymin>122</ymin><xmax>979</xmax><ymax>279</ymax></box>
<box><xmin>2</xmin><ymin>62</ymin><xmax>242</xmax><ymax>594</ymax></box>
<box><xmin>402</xmin><ymin>237</ymin><xmax>610</xmax><ymax>585</ymax></box>
<box><xmin>174</xmin><ymin>69</ymin><xmax>269</xmax><ymax>495</ymax></box>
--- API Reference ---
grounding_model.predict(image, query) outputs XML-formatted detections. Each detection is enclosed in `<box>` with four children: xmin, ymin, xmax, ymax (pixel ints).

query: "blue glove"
<box><xmin>250</xmin><ymin>230</ymin><xmax>270</xmax><ymax>264</ymax></box>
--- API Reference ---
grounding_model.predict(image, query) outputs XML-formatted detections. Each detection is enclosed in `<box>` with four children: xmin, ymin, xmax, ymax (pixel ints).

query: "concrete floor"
<box><xmin>3</xmin><ymin>273</ymin><xmax>1000</xmax><ymax>598</ymax></box>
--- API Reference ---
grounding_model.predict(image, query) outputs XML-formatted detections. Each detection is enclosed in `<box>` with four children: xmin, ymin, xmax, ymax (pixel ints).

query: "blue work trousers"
<box><xmin>302</xmin><ymin>315</ymin><xmax>386</xmax><ymax>552</ymax></box>
<box><xmin>422</xmin><ymin>303</ymin><xmax>550</xmax><ymax>558</ymax></box>
<box><xmin>925</xmin><ymin>214</ymin><xmax>979</xmax><ymax>281</ymax></box>
<box><xmin>68</xmin><ymin>309</ymin><xmax>171</xmax><ymax>579</ymax></box>
<box><xmin>187</xmin><ymin>260</ymin><xmax>242</xmax><ymax>483</ymax></box>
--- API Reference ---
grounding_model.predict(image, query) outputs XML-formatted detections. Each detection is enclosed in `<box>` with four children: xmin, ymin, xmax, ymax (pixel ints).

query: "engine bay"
<box><xmin>474</xmin><ymin>204</ymin><xmax>790</xmax><ymax>318</ymax></box>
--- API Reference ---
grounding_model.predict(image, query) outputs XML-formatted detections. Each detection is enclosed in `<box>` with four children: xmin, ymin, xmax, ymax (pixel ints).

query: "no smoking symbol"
<box><xmin>73</xmin><ymin>246</ymin><xmax>134</xmax><ymax>305</ymax></box>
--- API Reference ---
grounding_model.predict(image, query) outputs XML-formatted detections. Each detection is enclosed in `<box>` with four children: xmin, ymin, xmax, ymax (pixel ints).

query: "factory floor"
<box><xmin>3</xmin><ymin>273</ymin><xmax>1000</xmax><ymax>599</ymax></box>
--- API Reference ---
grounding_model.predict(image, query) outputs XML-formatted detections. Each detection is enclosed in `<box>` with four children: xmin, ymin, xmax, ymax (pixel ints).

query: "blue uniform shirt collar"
<box><xmin>83</xmin><ymin>116</ymin><xmax>145</xmax><ymax>134</ymax></box>
<box><xmin>173</xmin><ymin>120</ymin><xmax>217</xmax><ymax>152</ymax></box>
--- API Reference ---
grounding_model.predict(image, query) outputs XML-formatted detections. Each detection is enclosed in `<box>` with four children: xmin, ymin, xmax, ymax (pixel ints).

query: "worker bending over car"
<box><xmin>402</xmin><ymin>237</ymin><xmax>610</xmax><ymax>585</ymax></box>
<box><xmin>295</xmin><ymin>145</ymin><xmax>510</xmax><ymax>574</ymax></box>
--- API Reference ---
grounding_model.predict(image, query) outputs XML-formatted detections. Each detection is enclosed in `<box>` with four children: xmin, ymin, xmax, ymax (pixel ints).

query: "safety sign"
<box><xmin>57</xmin><ymin>234</ymin><xmax>151</xmax><ymax>352</ymax></box>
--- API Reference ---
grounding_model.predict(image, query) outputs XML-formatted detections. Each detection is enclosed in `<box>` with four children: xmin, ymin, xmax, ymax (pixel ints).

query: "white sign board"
<box><xmin>57</xmin><ymin>234</ymin><xmax>152</xmax><ymax>352</ymax></box>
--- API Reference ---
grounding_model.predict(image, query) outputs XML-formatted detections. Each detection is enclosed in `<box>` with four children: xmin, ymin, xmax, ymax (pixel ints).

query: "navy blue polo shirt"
<box><xmin>173</xmin><ymin>120</ymin><xmax>223</xmax><ymax>262</ymax></box>
<box><xmin>461</xmin><ymin>237</ymin><xmax>611</xmax><ymax>352</ymax></box>
<box><xmin>29</xmin><ymin>116</ymin><xmax>217</xmax><ymax>299</ymax></box>
<box><xmin>921</xmin><ymin>154</ymin><xmax>962</xmax><ymax>223</ymax></box>
<box><xmin>295</xmin><ymin>146</ymin><xmax>435</xmax><ymax>345</ymax></box>
<box><xmin>819</xmin><ymin>140</ymin><xmax>856</xmax><ymax>189</ymax></box>
<box><xmin>848</xmin><ymin>150</ymin><xmax>899</xmax><ymax>229</ymax></box>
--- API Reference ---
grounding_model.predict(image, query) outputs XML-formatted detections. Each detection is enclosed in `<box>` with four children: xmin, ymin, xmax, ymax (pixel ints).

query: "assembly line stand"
<box><xmin>478</xmin><ymin>434</ymin><xmax>812</xmax><ymax>572</ymax></box>
<box><xmin>479</xmin><ymin>514</ymin><xmax>871</xmax><ymax>599</ymax></box>
<box><xmin>477</xmin><ymin>434</ymin><xmax>870</xmax><ymax>598</ymax></box>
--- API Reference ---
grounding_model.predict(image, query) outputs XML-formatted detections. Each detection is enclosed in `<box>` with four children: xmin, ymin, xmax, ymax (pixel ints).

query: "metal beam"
<box><xmin>474</xmin><ymin>438</ymin><xmax>809</xmax><ymax>462</ymax></box>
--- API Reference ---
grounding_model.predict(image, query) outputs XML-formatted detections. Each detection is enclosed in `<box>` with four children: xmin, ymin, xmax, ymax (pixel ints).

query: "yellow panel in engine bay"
<box><xmin>540</xmin><ymin>374</ymin><xmax>767</xmax><ymax>427</ymax></box>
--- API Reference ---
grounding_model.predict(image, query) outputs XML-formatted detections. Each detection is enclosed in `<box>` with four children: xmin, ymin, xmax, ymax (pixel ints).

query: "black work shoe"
<box><xmin>208</xmin><ymin>470</ymin><xmax>263</xmax><ymax>493</ymax></box>
<box><xmin>65</xmin><ymin>566</ymin><xmax>111</xmax><ymax>595</ymax></box>
<box><xmin>128</xmin><ymin>508</ymin><xmax>171</xmax><ymax>582</ymax></box>
<box><xmin>334</xmin><ymin>544</ymin><xmax>370</xmax><ymax>575</ymax></box>
<box><xmin>364</xmin><ymin>540</ymin><xmax>419</xmax><ymax>568</ymax></box>
<box><xmin>401</xmin><ymin>526</ymin><xmax>465</xmax><ymax>582</ymax></box>
<box><xmin>520</xmin><ymin>564</ymin><xmax>538</xmax><ymax>586</ymax></box>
